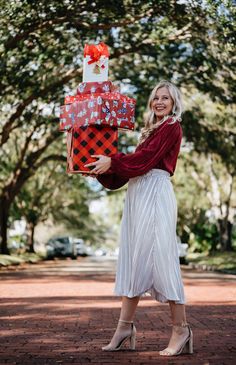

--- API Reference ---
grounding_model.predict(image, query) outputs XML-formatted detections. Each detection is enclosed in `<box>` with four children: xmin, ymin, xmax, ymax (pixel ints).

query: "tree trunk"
<box><xmin>27</xmin><ymin>222</ymin><xmax>35</xmax><ymax>253</ymax></box>
<box><xmin>218</xmin><ymin>218</ymin><xmax>233</xmax><ymax>252</ymax></box>
<box><xmin>0</xmin><ymin>196</ymin><xmax>10</xmax><ymax>254</ymax></box>
<box><xmin>226</xmin><ymin>221</ymin><xmax>233</xmax><ymax>251</ymax></box>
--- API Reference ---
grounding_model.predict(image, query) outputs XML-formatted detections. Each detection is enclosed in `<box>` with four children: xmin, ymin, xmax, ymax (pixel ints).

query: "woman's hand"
<box><xmin>84</xmin><ymin>155</ymin><xmax>111</xmax><ymax>174</ymax></box>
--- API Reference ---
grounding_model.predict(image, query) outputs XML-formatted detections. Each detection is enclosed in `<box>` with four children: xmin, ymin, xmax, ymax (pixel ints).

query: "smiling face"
<box><xmin>151</xmin><ymin>86</ymin><xmax>174</xmax><ymax>121</ymax></box>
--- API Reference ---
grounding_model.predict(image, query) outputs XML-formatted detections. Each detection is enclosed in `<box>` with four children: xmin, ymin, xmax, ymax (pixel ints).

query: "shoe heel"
<box><xmin>130</xmin><ymin>333</ymin><xmax>136</xmax><ymax>350</ymax></box>
<box><xmin>188</xmin><ymin>331</ymin><xmax>193</xmax><ymax>354</ymax></box>
<box><xmin>130</xmin><ymin>324</ymin><xmax>136</xmax><ymax>350</ymax></box>
<box><xmin>184</xmin><ymin>330</ymin><xmax>193</xmax><ymax>354</ymax></box>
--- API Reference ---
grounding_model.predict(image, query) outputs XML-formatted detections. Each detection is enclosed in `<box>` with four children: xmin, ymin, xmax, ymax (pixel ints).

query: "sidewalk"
<box><xmin>0</xmin><ymin>257</ymin><xmax>235</xmax><ymax>365</ymax></box>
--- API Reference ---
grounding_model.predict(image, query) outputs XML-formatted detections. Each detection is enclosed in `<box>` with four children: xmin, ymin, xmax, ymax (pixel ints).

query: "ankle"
<box><xmin>172</xmin><ymin>321</ymin><xmax>188</xmax><ymax>327</ymax></box>
<box><xmin>119</xmin><ymin>319</ymin><xmax>133</xmax><ymax>324</ymax></box>
<box><xmin>118</xmin><ymin>319</ymin><xmax>133</xmax><ymax>330</ymax></box>
<box><xmin>172</xmin><ymin>322</ymin><xmax>189</xmax><ymax>335</ymax></box>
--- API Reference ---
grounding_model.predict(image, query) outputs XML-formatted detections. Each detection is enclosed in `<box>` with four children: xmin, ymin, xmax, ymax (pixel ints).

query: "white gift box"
<box><xmin>82</xmin><ymin>55</ymin><xmax>108</xmax><ymax>82</ymax></box>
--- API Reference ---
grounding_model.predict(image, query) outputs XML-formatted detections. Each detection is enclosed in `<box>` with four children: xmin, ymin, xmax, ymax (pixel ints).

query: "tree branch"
<box><xmin>1</xmin><ymin>41</ymin><xmax>157</xmax><ymax>147</ymax></box>
<box><xmin>0</xmin><ymin>68</ymin><xmax>81</xmax><ymax>146</ymax></box>
<box><xmin>35</xmin><ymin>154</ymin><xmax>67</xmax><ymax>170</ymax></box>
<box><xmin>4</xmin><ymin>10</ymin><xmax>154</xmax><ymax>51</ymax></box>
<box><xmin>4</xmin><ymin>128</ymin><xmax>61</xmax><ymax>203</ymax></box>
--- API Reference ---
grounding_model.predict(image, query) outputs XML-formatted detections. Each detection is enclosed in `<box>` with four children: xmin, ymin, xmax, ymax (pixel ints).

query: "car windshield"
<box><xmin>56</xmin><ymin>237</ymin><xmax>70</xmax><ymax>244</ymax></box>
<box><xmin>73</xmin><ymin>239</ymin><xmax>84</xmax><ymax>244</ymax></box>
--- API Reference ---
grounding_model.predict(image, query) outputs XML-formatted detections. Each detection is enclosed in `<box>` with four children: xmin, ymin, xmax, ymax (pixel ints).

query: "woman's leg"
<box><xmin>169</xmin><ymin>301</ymin><xmax>187</xmax><ymax>325</ymax></box>
<box><xmin>120</xmin><ymin>296</ymin><xmax>140</xmax><ymax>321</ymax></box>
<box><xmin>102</xmin><ymin>296</ymin><xmax>139</xmax><ymax>350</ymax></box>
<box><xmin>159</xmin><ymin>301</ymin><xmax>189</xmax><ymax>355</ymax></box>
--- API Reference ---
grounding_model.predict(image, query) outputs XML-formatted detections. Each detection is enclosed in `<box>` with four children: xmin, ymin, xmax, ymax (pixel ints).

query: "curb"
<box><xmin>187</xmin><ymin>262</ymin><xmax>236</xmax><ymax>275</ymax></box>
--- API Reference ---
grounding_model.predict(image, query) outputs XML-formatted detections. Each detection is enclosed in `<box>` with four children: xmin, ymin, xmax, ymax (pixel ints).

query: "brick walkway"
<box><xmin>0</xmin><ymin>257</ymin><xmax>235</xmax><ymax>365</ymax></box>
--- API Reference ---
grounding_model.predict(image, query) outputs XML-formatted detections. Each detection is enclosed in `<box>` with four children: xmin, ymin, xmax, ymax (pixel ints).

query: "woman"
<box><xmin>85</xmin><ymin>80</ymin><xmax>193</xmax><ymax>356</ymax></box>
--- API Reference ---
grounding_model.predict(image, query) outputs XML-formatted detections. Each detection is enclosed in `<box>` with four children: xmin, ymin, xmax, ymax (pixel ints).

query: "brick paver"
<box><xmin>0</xmin><ymin>257</ymin><xmax>235</xmax><ymax>365</ymax></box>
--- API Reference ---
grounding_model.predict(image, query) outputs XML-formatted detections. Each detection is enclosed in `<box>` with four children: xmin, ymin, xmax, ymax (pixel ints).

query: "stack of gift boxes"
<box><xmin>59</xmin><ymin>42</ymin><xmax>136</xmax><ymax>174</ymax></box>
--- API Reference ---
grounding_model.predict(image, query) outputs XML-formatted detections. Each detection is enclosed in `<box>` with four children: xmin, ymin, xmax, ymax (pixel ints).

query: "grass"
<box><xmin>0</xmin><ymin>252</ymin><xmax>44</xmax><ymax>267</ymax></box>
<box><xmin>1</xmin><ymin>250</ymin><xmax>235</xmax><ymax>275</ymax></box>
<box><xmin>186</xmin><ymin>251</ymin><xmax>236</xmax><ymax>274</ymax></box>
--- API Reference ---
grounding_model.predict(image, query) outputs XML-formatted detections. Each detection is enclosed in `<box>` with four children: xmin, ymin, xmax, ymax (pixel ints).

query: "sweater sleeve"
<box><xmin>96</xmin><ymin>173</ymin><xmax>129</xmax><ymax>190</ymax></box>
<box><xmin>110</xmin><ymin>122</ymin><xmax>182</xmax><ymax>179</ymax></box>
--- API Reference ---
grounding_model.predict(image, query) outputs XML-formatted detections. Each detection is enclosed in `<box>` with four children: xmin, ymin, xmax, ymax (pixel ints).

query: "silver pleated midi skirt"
<box><xmin>114</xmin><ymin>169</ymin><xmax>186</xmax><ymax>304</ymax></box>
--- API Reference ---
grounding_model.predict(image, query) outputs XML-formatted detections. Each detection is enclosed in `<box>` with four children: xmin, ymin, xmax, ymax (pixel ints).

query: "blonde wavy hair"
<box><xmin>138</xmin><ymin>80</ymin><xmax>183</xmax><ymax>145</ymax></box>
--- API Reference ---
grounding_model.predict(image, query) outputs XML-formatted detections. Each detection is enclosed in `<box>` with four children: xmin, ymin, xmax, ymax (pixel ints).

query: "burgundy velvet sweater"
<box><xmin>97</xmin><ymin>117</ymin><xmax>182</xmax><ymax>190</ymax></box>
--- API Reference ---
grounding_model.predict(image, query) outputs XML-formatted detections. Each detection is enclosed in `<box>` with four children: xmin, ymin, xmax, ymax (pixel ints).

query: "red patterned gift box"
<box><xmin>65</xmin><ymin>82</ymin><xmax>119</xmax><ymax>104</ymax></box>
<box><xmin>77</xmin><ymin>81</ymin><xmax>114</xmax><ymax>95</ymax></box>
<box><xmin>64</xmin><ymin>81</ymin><xmax>117</xmax><ymax>105</ymax></box>
<box><xmin>59</xmin><ymin>92</ymin><xmax>135</xmax><ymax>132</ymax></box>
<box><xmin>66</xmin><ymin>125</ymin><xmax>118</xmax><ymax>173</ymax></box>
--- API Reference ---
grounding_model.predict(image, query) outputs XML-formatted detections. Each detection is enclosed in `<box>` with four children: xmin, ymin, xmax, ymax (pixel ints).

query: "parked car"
<box><xmin>46</xmin><ymin>236</ymin><xmax>94</xmax><ymax>259</ymax></box>
<box><xmin>94</xmin><ymin>248</ymin><xmax>108</xmax><ymax>256</ymax></box>
<box><xmin>46</xmin><ymin>236</ymin><xmax>76</xmax><ymax>259</ymax></box>
<box><xmin>74</xmin><ymin>238</ymin><xmax>94</xmax><ymax>257</ymax></box>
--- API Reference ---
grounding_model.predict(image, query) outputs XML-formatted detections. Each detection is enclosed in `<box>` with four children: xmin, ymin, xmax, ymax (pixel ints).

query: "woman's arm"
<box><xmin>85</xmin><ymin>121</ymin><xmax>182</xmax><ymax>180</ymax></box>
<box><xmin>109</xmin><ymin>122</ymin><xmax>182</xmax><ymax>178</ymax></box>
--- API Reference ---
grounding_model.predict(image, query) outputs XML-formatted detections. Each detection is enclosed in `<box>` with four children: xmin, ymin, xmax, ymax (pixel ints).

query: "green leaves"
<box><xmin>0</xmin><ymin>0</ymin><xmax>235</xmax><ymax>253</ymax></box>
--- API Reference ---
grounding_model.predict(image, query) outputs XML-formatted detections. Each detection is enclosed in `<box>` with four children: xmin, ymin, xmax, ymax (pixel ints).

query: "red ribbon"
<box><xmin>84</xmin><ymin>42</ymin><xmax>109</xmax><ymax>64</ymax></box>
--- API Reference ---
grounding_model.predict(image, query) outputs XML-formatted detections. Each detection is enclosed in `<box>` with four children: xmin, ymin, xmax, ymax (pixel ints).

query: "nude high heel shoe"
<box><xmin>159</xmin><ymin>322</ymin><xmax>193</xmax><ymax>356</ymax></box>
<box><xmin>102</xmin><ymin>319</ymin><xmax>137</xmax><ymax>352</ymax></box>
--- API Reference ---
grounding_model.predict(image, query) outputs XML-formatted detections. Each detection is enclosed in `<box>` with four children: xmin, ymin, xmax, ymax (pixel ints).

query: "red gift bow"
<box><xmin>84</xmin><ymin>42</ymin><xmax>109</xmax><ymax>65</ymax></box>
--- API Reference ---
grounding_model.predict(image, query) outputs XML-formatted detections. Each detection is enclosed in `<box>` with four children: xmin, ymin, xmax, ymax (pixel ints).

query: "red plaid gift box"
<box><xmin>60</xmin><ymin>92</ymin><xmax>135</xmax><ymax>132</ymax></box>
<box><xmin>67</xmin><ymin>125</ymin><xmax>118</xmax><ymax>173</ymax></box>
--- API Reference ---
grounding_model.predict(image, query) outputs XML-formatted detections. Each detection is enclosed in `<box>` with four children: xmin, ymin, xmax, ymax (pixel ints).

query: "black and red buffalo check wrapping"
<box><xmin>67</xmin><ymin>125</ymin><xmax>118</xmax><ymax>173</ymax></box>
